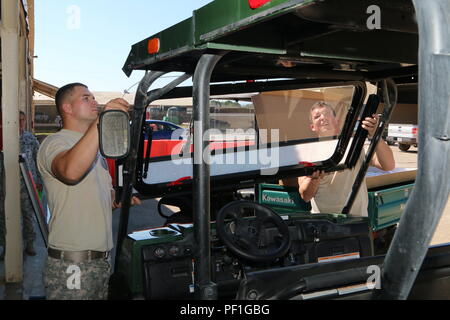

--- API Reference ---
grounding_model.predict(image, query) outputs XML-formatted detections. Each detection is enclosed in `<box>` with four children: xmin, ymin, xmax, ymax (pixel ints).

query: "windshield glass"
<box><xmin>253</xmin><ymin>85</ymin><xmax>354</xmax><ymax>144</ymax></box>
<box><xmin>138</xmin><ymin>84</ymin><xmax>361</xmax><ymax>189</ymax></box>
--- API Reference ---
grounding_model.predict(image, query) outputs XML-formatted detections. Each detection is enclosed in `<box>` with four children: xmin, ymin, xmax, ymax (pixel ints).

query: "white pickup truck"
<box><xmin>387</xmin><ymin>123</ymin><xmax>418</xmax><ymax>151</ymax></box>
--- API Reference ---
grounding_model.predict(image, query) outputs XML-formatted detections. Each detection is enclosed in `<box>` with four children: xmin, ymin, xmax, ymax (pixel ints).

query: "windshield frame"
<box><xmin>133</xmin><ymin>80</ymin><xmax>367</xmax><ymax>197</ymax></box>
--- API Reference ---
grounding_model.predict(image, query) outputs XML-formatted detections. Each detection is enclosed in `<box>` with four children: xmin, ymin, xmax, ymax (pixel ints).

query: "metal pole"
<box><xmin>375</xmin><ymin>0</ymin><xmax>450</xmax><ymax>299</ymax></box>
<box><xmin>192</xmin><ymin>53</ymin><xmax>225</xmax><ymax>300</ymax></box>
<box><xmin>113</xmin><ymin>71</ymin><xmax>164</xmax><ymax>277</ymax></box>
<box><xmin>115</xmin><ymin>72</ymin><xmax>191</xmax><ymax>259</ymax></box>
<box><xmin>1</xmin><ymin>0</ymin><xmax>23</xmax><ymax>285</ymax></box>
<box><xmin>110</xmin><ymin>72</ymin><xmax>191</xmax><ymax>299</ymax></box>
<box><xmin>342</xmin><ymin>79</ymin><xmax>397</xmax><ymax>215</ymax></box>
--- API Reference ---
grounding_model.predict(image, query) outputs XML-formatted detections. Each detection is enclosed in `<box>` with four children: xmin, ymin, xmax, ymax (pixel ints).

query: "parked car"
<box><xmin>387</xmin><ymin>123</ymin><xmax>418</xmax><ymax>151</ymax></box>
<box><xmin>145</xmin><ymin>120</ymin><xmax>187</xmax><ymax>140</ymax></box>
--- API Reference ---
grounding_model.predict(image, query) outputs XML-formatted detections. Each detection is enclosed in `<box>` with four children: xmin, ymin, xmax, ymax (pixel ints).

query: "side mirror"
<box><xmin>98</xmin><ymin>110</ymin><xmax>130</xmax><ymax>159</ymax></box>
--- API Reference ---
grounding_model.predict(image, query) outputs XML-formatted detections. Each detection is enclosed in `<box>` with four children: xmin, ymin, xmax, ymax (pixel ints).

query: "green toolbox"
<box><xmin>368</xmin><ymin>183</ymin><xmax>414</xmax><ymax>231</ymax></box>
<box><xmin>257</xmin><ymin>182</ymin><xmax>415</xmax><ymax>231</ymax></box>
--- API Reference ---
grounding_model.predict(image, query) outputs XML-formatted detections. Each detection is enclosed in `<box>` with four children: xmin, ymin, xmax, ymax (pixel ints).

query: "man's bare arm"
<box><xmin>362</xmin><ymin>114</ymin><xmax>395</xmax><ymax>171</ymax></box>
<box><xmin>370</xmin><ymin>140</ymin><xmax>395</xmax><ymax>171</ymax></box>
<box><xmin>51</xmin><ymin>98</ymin><xmax>131</xmax><ymax>185</ymax></box>
<box><xmin>51</xmin><ymin>120</ymin><xmax>100</xmax><ymax>185</ymax></box>
<box><xmin>298</xmin><ymin>171</ymin><xmax>325</xmax><ymax>202</ymax></box>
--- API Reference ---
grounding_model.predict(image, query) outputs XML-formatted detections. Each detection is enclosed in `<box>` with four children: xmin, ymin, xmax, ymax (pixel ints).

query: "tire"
<box><xmin>386</xmin><ymin>140</ymin><xmax>395</xmax><ymax>146</ymax></box>
<box><xmin>398</xmin><ymin>143</ymin><xmax>411</xmax><ymax>152</ymax></box>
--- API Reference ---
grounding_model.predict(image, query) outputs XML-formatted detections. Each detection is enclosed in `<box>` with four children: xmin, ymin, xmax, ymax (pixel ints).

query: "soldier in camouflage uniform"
<box><xmin>37</xmin><ymin>83</ymin><xmax>140</xmax><ymax>300</ymax></box>
<box><xmin>20</xmin><ymin>111</ymin><xmax>41</xmax><ymax>256</ymax></box>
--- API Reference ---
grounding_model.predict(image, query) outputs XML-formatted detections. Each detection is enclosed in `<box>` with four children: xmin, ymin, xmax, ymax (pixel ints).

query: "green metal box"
<box><xmin>117</xmin><ymin>226</ymin><xmax>187</xmax><ymax>297</ymax></box>
<box><xmin>367</xmin><ymin>183</ymin><xmax>414</xmax><ymax>231</ymax></box>
<box><xmin>257</xmin><ymin>182</ymin><xmax>414</xmax><ymax>231</ymax></box>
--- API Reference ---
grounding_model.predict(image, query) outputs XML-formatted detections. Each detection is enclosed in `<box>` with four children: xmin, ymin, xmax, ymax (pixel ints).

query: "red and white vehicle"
<box><xmin>387</xmin><ymin>123</ymin><xmax>418</xmax><ymax>152</ymax></box>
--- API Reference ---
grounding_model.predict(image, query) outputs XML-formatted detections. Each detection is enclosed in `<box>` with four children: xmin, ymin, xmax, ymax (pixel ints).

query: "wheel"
<box><xmin>398</xmin><ymin>143</ymin><xmax>410</xmax><ymax>152</ymax></box>
<box><xmin>216</xmin><ymin>200</ymin><xmax>291</xmax><ymax>263</ymax></box>
<box><xmin>386</xmin><ymin>140</ymin><xmax>395</xmax><ymax>146</ymax></box>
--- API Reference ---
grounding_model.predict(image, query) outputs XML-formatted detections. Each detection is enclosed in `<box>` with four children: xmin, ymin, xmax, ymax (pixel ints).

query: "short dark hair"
<box><xmin>55</xmin><ymin>83</ymin><xmax>88</xmax><ymax>116</ymax></box>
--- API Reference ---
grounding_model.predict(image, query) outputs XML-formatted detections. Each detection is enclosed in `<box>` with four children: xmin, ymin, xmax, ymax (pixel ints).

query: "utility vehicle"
<box><xmin>100</xmin><ymin>0</ymin><xmax>450</xmax><ymax>300</ymax></box>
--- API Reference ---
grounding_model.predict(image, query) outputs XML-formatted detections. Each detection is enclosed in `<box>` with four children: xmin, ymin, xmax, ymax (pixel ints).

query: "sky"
<box><xmin>34</xmin><ymin>1</ymin><xmax>212</xmax><ymax>94</ymax></box>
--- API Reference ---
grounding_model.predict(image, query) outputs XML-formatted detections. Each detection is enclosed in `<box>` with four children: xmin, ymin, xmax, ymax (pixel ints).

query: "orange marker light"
<box><xmin>147</xmin><ymin>38</ymin><xmax>160</xmax><ymax>54</ymax></box>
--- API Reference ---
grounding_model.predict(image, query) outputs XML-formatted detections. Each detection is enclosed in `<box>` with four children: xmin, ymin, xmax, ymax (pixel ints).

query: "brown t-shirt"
<box><xmin>280</xmin><ymin>151</ymin><xmax>369</xmax><ymax>217</ymax></box>
<box><xmin>37</xmin><ymin>129</ymin><xmax>114</xmax><ymax>251</ymax></box>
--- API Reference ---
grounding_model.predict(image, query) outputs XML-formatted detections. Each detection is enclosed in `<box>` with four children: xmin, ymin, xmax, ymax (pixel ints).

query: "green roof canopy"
<box><xmin>123</xmin><ymin>0</ymin><xmax>417</xmax><ymax>83</ymax></box>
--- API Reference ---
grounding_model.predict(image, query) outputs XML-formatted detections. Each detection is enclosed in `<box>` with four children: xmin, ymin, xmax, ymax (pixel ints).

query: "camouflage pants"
<box><xmin>20</xmin><ymin>182</ymin><xmax>36</xmax><ymax>242</ymax></box>
<box><xmin>44</xmin><ymin>256</ymin><xmax>111</xmax><ymax>300</ymax></box>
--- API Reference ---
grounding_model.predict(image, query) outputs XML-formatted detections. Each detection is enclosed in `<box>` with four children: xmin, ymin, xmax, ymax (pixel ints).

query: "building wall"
<box><xmin>0</xmin><ymin>0</ymin><xmax>35</xmax><ymax>284</ymax></box>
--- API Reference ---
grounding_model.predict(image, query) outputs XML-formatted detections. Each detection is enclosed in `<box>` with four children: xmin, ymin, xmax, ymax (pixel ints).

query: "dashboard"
<box><xmin>126</xmin><ymin>206</ymin><xmax>372</xmax><ymax>299</ymax></box>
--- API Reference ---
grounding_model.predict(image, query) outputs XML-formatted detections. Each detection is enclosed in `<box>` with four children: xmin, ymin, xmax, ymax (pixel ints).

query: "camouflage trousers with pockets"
<box><xmin>0</xmin><ymin>170</ymin><xmax>35</xmax><ymax>251</ymax></box>
<box><xmin>20</xmin><ymin>182</ymin><xmax>36</xmax><ymax>243</ymax></box>
<box><xmin>44</xmin><ymin>256</ymin><xmax>111</xmax><ymax>300</ymax></box>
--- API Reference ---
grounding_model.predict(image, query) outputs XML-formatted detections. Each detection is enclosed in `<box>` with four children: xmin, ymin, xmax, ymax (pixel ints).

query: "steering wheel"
<box><xmin>216</xmin><ymin>201</ymin><xmax>291</xmax><ymax>263</ymax></box>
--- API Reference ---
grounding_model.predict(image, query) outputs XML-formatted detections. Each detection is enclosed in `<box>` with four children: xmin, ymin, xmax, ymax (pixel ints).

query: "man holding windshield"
<box><xmin>291</xmin><ymin>101</ymin><xmax>395</xmax><ymax>217</ymax></box>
